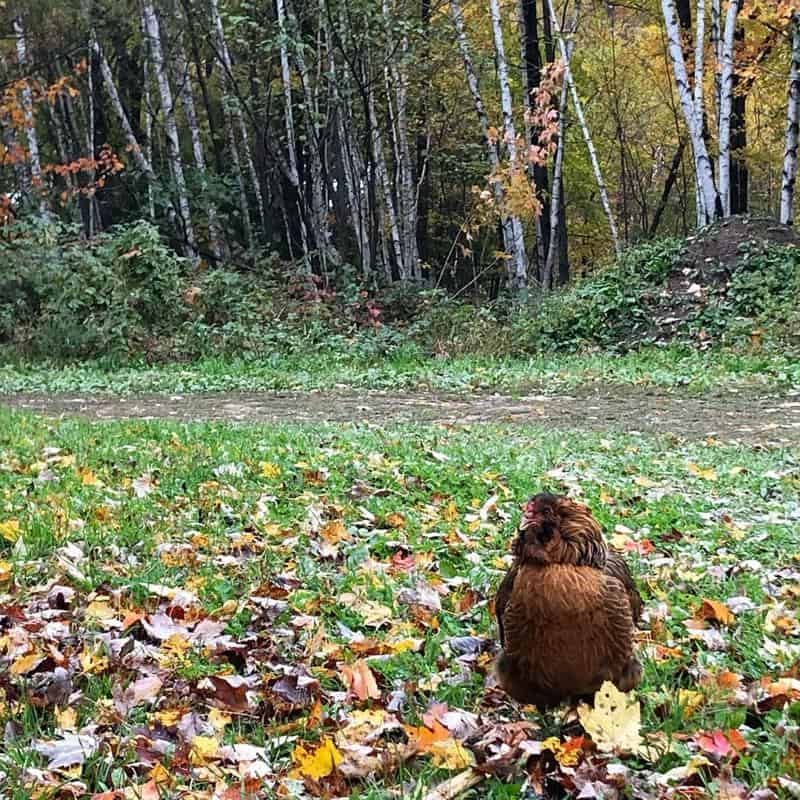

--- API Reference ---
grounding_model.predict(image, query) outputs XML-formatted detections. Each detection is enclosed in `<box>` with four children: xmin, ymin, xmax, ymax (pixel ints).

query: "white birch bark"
<box><xmin>662</xmin><ymin>0</ymin><xmax>721</xmax><ymax>224</ymax></box>
<box><xmin>711</xmin><ymin>0</ymin><xmax>722</xmax><ymax>112</ymax></box>
<box><xmin>283</xmin><ymin>0</ymin><xmax>339</xmax><ymax>271</ymax></box>
<box><xmin>14</xmin><ymin>16</ymin><xmax>45</xmax><ymax>214</ymax></box>
<box><xmin>451</xmin><ymin>0</ymin><xmax>526</xmax><ymax>293</ymax></box>
<box><xmin>93</xmin><ymin>41</ymin><xmax>156</xmax><ymax>182</ymax></box>
<box><xmin>367</xmin><ymin>82</ymin><xmax>405</xmax><ymax>281</ymax></box>
<box><xmin>490</xmin><ymin>0</ymin><xmax>528</xmax><ymax>292</ymax></box>
<box><xmin>544</xmin><ymin>48</ymin><xmax>573</xmax><ymax>288</ymax></box>
<box><xmin>693</xmin><ymin>0</ymin><xmax>706</xmax><ymax>136</ymax></box>
<box><xmin>383</xmin><ymin>0</ymin><xmax>419</xmax><ymax>282</ymax></box>
<box><xmin>139</xmin><ymin>20</ymin><xmax>156</xmax><ymax>221</ymax></box>
<box><xmin>781</xmin><ymin>12</ymin><xmax>800</xmax><ymax>225</ymax></box>
<box><xmin>327</xmin><ymin>23</ymin><xmax>372</xmax><ymax>276</ymax></box>
<box><xmin>141</xmin><ymin>2</ymin><xmax>198</xmax><ymax>263</ymax></box>
<box><xmin>717</xmin><ymin>0</ymin><xmax>741</xmax><ymax>216</ymax></box>
<box><xmin>174</xmin><ymin>35</ymin><xmax>226</xmax><ymax>259</ymax></box>
<box><xmin>546</xmin><ymin>0</ymin><xmax>621</xmax><ymax>257</ymax></box>
<box><xmin>276</xmin><ymin>0</ymin><xmax>300</xmax><ymax>187</ymax></box>
<box><xmin>210</xmin><ymin>0</ymin><xmax>255</xmax><ymax>248</ymax></box>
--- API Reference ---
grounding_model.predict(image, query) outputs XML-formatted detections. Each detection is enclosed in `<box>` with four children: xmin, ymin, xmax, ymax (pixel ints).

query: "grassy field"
<box><xmin>0</xmin><ymin>408</ymin><xmax>798</xmax><ymax>798</ymax></box>
<box><xmin>1</xmin><ymin>346</ymin><xmax>798</xmax><ymax>396</ymax></box>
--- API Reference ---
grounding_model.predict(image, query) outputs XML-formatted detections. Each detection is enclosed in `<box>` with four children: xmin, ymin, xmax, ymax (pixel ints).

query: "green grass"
<box><xmin>0</xmin><ymin>409</ymin><xmax>798</xmax><ymax>797</ymax></box>
<box><xmin>1</xmin><ymin>345</ymin><xmax>798</xmax><ymax>396</ymax></box>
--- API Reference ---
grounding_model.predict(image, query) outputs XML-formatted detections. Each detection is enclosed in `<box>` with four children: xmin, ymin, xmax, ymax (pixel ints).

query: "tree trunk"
<box><xmin>94</xmin><ymin>41</ymin><xmax>157</xmax><ymax>183</ymax></box>
<box><xmin>209</xmin><ymin>0</ymin><xmax>255</xmax><ymax>250</ymax></box>
<box><xmin>13</xmin><ymin>16</ymin><xmax>46</xmax><ymax>215</ymax></box>
<box><xmin>174</xmin><ymin>34</ymin><xmax>227</xmax><ymax>260</ymax></box>
<box><xmin>490</xmin><ymin>0</ymin><xmax>528</xmax><ymax>294</ymax></box>
<box><xmin>781</xmin><ymin>12</ymin><xmax>800</xmax><ymax>225</ymax></box>
<box><xmin>450</xmin><ymin>0</ymin><xmax>528</xmax><ymax>294</ymax></box>
<box><xmin>547</xmin><ymin>0</ymin><xmax>621</xmax><ymax>257</ymax></box>
<box><xmin>384</xmin><ymin>0</ymin><xmax>419</xmax><ymax>282</ymax></box>
<box><xmin>729</xmin><ymin>24</ymin><xmax>748</xmax><ymax>215</ymax></box>
<box><xmin>416</xmin><ymin>0</ymin><xmax>432</xmax><ymax>274</ymax></box>
<box><xmin>649</xmin><ymin>139</ymin><xmax>687</xmax><ymax>235</ymax></box>
<box><xmin>520</xmin><ymin>0</ymin><xmax>551</xmax><ymax>278</ymax></box>
<box><xmin>717</xmin><ymin>0</ymin><xmax>741</xmax><ymax>217</ymax></box>
<box><xmin>662</xmin><ymin>0</ymin><xmax>722</xmax><ymax>225</ymax></box>
<box><xmin>141</xmin><ymin>1</ymin><xmax>198</xmax><ymax>264</ymax></box>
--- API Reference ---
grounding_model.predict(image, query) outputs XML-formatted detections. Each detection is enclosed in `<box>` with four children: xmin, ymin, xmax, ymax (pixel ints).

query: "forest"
<box><xmin>1</xmin><ymin>0</ymin><xmax>799</xmax><ymax>300</ymax></box>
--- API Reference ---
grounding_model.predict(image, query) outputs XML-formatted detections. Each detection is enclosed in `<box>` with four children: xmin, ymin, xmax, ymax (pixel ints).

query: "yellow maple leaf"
<box><xmin>152</xmin><ymin>708</ymin><xmax>184</xmax><ymax>727</ymax></box>
<box><xmin>633</xmin><ymin>476</ymin><xmax>657</xmax><ymax>488</ymax></box>
<box><xmin>85</xmin><ymin>599</ymin><xmax>118</xmax><ymax>621</ymax></box>
<box><xmin>291</xmin><ymin>737</ymin><xmax>343</xmax><ymax>780</ymax></box>
<box><xmin>0</xmin><ymin>520</ymin><xmax>20</xmax><ymax>543</ymax></box>
<box><xmin>189</xmin><ymin>735</ymin><xmax>220</xmax><ymax>765</ymax></box>
<box><xmin>10</xmin><ymin>650</ymin><xmax>44</xmax><ymax>676</ymax></box>
<box><xmin>687</xmin><ymin>462</ymin><xmax>718</xmax><ymax>481</ymax></box>
<box><xmin>55</xmin><ymin>706</ymin><xmax>78</xmax><ymax>732</ymax></box>
<box><xmin>79</xmin><ymin>468</ymin><xmax>102</xmax><ymax>486</ymax></box>
<box><xmin>578</xmin><ymin>681</ymin><xmax>642</xmax><ymax>754</ymax></box>
<box><xmin>260</xmin><ymin>462</ymin><xmax>282</xmax><ymax>478</ymax></box>
<box><xmin>208</xmin><ymin>708</ymin><xmax>232</xmax><ymax>732</ymax></box>
<box><xmin>677</xmin><ymin>689</ymin><xmax>705</xmax><ymax>717</ymax></box>
<box><xmin>80</xmin><ymin>645</ymin><xmax>109</xmax><ymax>675</ymax></box>
<box><xmin>442</xmin><ymin>501</ymin><xmax>459</xmax><ymax>522</ymax></box>
<box><xmin>0</xmin><ymin>560</ymin><xmax>12</xmax><ymax>582</ymax></box>
<box><xmin>429</xmin><ymin>739</ymin><xmax>475</xmax><ymax>770</ymax></box>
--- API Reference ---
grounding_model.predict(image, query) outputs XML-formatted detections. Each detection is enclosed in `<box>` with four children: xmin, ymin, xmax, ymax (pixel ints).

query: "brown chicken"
<box><xmin>494</xmin><ymin>493</ymin><xmax>643</xmax><ymax>706</ymax></box>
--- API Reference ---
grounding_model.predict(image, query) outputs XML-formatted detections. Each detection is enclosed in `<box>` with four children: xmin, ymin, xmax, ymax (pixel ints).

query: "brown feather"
<box><xmin>494</xmin><ymin>493</ymin><xmax>642</xmax><ymax>706</ymax></box>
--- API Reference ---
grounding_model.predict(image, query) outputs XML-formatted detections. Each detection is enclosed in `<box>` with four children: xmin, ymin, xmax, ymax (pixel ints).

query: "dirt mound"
<box><xmin>651</xmin><ymin>215</ymin><xmax>799</xmax><ymax>343</ymax></box>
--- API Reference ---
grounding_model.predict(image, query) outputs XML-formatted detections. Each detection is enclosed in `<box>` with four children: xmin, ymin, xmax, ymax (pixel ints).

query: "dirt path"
<box><xmin>3</xmin><ymin>388</ymin><xmax>800</xmax><ymax>445</ymax></box>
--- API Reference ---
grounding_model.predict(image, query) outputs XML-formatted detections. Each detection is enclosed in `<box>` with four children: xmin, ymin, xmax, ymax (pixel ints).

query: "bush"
<box><xmin>512</xmin><ymin>239</ymin><xmax>682</xmax><ymax>352</ymax></box>
<box><xmin>0</xmin><ymin>220</ymin><xmax>185</xmax><ymax>359</ymax></box>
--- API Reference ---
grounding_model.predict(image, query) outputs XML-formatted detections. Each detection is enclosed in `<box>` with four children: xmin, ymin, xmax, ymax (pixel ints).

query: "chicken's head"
<box><xmin>514</xmin><ymin>492</ymin><xmax>607</xmax><ymax>568</ymax></box>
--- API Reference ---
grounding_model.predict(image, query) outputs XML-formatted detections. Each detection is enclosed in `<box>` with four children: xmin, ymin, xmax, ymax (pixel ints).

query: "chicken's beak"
<box><xmin>518</xmin><ymin>516</ymin><xmax>535</xmax><ymax>532</ymax></box>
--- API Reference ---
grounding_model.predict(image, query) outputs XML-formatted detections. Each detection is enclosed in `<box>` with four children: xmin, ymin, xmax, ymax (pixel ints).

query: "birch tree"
<box><xmin>717</xmin><ymin>0</ymin><xmax>741</xmax><ymax>217</ymax></box>
<box><xmin>174</xmin><ymin>26</ymin><xmax>226</xmax><ymax>259</ymax></box>
<box><xmin>13</xmin><ymin>16</ymin><xmax>45</xmax><ymax>214</ymax></box>
<box><xmin>489</xmin><ymin>0</ymin><xmax>528</xmax><ymax>293</ymax></box>
<box><xmin>546</xmin><ymin>0</ymin><xmax>621</xmax><ymax>257</ymax></box>
<box><xmin>662</xmin><ymin>0</ymin><xmax>722</xmax><ymax>224</ymax></box>
<box><xmin>451</xmin><ymin>0</ymin><xmax>528</xmax><ymax>295</ymax></box>
<box><xmin>209</xmin><ymin>0</ymin><xmax>256</xmax><ymax>249</ymax></box>
<box><xmin>781</xmin><ymin>12</ymin><xmax>800</xmax><ymax>225</ymax></box>
<box><xmin>141</xmin><ymin>1</ymin><xmax>198</xmax><ymax>264</ymax></box>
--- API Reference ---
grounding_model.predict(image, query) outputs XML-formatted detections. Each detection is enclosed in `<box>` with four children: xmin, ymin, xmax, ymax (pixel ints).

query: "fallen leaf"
<box><xmin>0</xmin><ymin>519</ymin><xmax>20</xmax><ymax>543</ymax></box>
<box><xmin>429</xmin><ymin>738</ymin><xmax>475</xmax><ymax>770</ymax></box>
<box><xmin>33</xmin><ymin>732</ymin><xmax>99</xmax><ymax>769</ymax></box>
<box><xmin>291</xmin><ymin>737</ymin><xmax>343</xmax><ymax>780</ymax></box>
<box><xmin>340</xmin><ymin>659</ymin><xmax>381</xmax><ymax>701</ymax></box>
<box><xmin>687</xmin><ymin>462</ymin><xmax>718</xmax><ymax>481</ymax></box>
<box><xmin>577</xmin><ymin>681</ymin><xmax>642</xmax><ymax>754</ymax></box>
<box><xmin>697</xmin><ymin>598</ymin><xmax>736</xmax><ymax>626</ymax></box>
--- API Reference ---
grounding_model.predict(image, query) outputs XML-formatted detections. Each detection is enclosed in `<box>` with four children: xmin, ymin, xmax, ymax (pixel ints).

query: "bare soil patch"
<box><xmin>3</xmin><ymin>388</ymin><xmax>800</xmax><ymax>445</ymax></box>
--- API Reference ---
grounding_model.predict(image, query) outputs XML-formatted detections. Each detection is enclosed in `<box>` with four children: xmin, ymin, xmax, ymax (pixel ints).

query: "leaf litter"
<box><xmin>0</xmin><ymin>411</ymin><xmax>799</xmax><ymax>798</ymax></box>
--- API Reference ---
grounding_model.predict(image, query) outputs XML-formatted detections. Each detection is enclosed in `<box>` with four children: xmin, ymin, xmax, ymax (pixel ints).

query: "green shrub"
<box><xmin>512</xmin><ymin>239</ymin><xmax>682</xmax><ymax>352</ymax></box>
<box><xmin>0</xmin><ymin>220</ymin><xmax>185</xmax><ymax>359</ymax></box>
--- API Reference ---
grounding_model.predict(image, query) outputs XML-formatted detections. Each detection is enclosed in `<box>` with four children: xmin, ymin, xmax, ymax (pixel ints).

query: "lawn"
<box><xmin>0</xmin><ymin>408</ymin><xmax>798</xmax><ymax>798</ymax></box>
<box><xmin>1</xmin><ymin>346</ymin><xmax>798</xmax><ymax>396</ymax></box>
